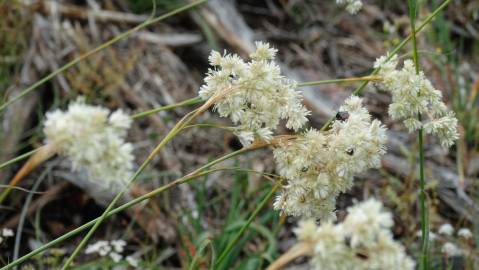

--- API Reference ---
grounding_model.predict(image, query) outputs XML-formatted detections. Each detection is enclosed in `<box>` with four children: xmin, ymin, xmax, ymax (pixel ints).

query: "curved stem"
<box><xmin>0</xmin><ymin>0</ymin><xmax>208</xmax><ymax>113</ymax></box>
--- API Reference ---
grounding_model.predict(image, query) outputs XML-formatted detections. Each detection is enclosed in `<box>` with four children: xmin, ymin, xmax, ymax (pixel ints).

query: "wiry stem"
<box><xmin>214</xmin><ymin>181</ymin><xmax>282</xmax><ymax>268</ymax></box>
<box><xmin>407</xmin><ymin>0</ymin><xmax>429</xmax><ymax>269</ymax></box>
<box><xmin>297</xmin><ymin>75</ymin><xmax>381</xmax><ymax>87</ymax></box>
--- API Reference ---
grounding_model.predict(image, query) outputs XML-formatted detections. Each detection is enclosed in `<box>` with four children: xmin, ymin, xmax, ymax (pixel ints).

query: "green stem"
<box><xmin>0</xmin><ymin>148</ymin><xmax>39</xmax><ymax>170</ymax></box>
<box><xmin>408</xmin><ymin>0</ymin><xmax>429</xmax><ymax>269</ymax></box>
<box><xmin>214</xmin><ymin>182</ymin><xmax>281</xmax><ymax>268</ymax></box>
<box><xmin>297</xmin><ymin>75</ymin><xmax>381</xmax><ymax>87</ymax></box>
<box><xmin>0</xmin><ymin>147</ymin><xmax>257</xmax><ymax>270</ymax></box>
<box><xmin>131</xmin><ymin>97</ymin><xmax>203</xmax><ymax>119</ymax></box>
<box><xmin>0</xmin><ymin>0</ymin><xmax>208</xmax><ymax>113</ymax></box>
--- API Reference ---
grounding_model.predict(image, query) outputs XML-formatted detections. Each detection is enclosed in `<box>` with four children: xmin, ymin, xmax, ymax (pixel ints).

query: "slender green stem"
<box><xmin>0</xmin><ymin>148</ymin><xmax>39</xmax><ymax>170</ymax></box>
<box><xmin>297</xmin><ymin>75</ymin><xmax>381</xmax><ymax>87</ymax></box>
<box><xmin>131</xmin><ymin>97</ymin><xmax>203</xmax><ymax>119</ymax></box>
<box><xmin>408</xmin><ymin>0</ymin><xmax>429</xmax><ymax>269</ymax></box>
<box><xmin>0</xmin><ymin>146</ymin><xmax>258</xmax><ymax>270</ymax></box>
<box><xmin>214</xmin><ymin>182</ymin><xmax>281</xmax><ymax>268</ymax></box>
<box><xmin>0</xmin><ymin>0</ymin><xmax>208</xmax><ymax>113</ymax></box>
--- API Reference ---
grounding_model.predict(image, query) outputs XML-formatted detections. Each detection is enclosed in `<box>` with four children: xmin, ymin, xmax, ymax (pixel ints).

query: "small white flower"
<box><xmin>44</xmin><ymin>98</ymin><xmax>134</xmax><ymax>189</ymax></box>
<box><xmin>458</xmin><ymin>228</ymin><xmax>473</xmax><ymax>239</ymax></box>
<box><xmin>438</xmin><ymin>223</ymin><xmax>454</xmax><ymax>236</ymax></box>
<box><xmin>126</xmin><ymin>256</ymin><xmax>139</xmax><ymax>267</ymax></box>
<box><xmin>441</xmin><ymin>242</ymin><xmax>462</xmax><ymax>256</ymax></box>
<box><xmin>199</xmin><ymin>42</ymin><xmax>310</xmax><ymax>146</ymax></box>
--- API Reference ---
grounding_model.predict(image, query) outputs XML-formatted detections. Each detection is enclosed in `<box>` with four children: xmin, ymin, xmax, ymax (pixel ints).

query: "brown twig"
<box><xmin>267</xmin><ymin>242</ymin><xmax>313</xmax><ymax>270</ymax></box>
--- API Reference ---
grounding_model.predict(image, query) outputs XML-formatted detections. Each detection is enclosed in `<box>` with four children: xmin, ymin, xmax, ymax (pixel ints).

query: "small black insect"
<box><xmin>355</xmin><ymin>251</ymin><xmax>369</xmax><ymax>260</ymax></box>
<box><xmin>335</xmin><ymin>111</ymin><xmax>350</xmax><ymax>121</ymax></box>
<box><xmin>346</xmin><ymin>148</ymin><xmax>354</xmax><ymax>156</ymax></box>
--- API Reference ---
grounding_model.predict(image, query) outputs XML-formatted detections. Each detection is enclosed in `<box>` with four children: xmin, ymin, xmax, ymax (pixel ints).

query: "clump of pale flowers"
<box><xmin>374</xmin><ymin>54</ymin><xmax>459</xmax><ymax>148</ymax></box>
<box><xmin>199</xmin><ymin>41</ymin><xmax>310</xmax><ymax>146</ymax></box>
<box><xmin>294</xmin><ymin>199</ymin><xmax>415</xmax><ymax>270</ymax></box>
<box><xmin>273</xmin><ymin>96</ymin><xmax>387</xmax><ymax>220</ymax></box>
<box><xmin>336</xmin><ymin>0</ymin><xmax>363</xmax><ymax>14</ymax></box>
<box><xmin>43</xmin><ymin>98</ymin><xmax>134</xmax><ymax>188</ymax></box>
<box><xmin>85</xmin><ymin>239</ymin><xmax>138</xmax><ymax>266</ymax></box>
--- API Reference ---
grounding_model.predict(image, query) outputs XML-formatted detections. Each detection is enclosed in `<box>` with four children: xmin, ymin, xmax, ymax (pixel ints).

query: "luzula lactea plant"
<box><xmin>0</xmin><ymin>4</ymin><xmax>461</xmax><ymax>265</ymax></box>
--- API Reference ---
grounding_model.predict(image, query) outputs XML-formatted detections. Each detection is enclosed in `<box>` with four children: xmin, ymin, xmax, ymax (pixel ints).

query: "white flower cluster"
<box><xmin>336</xmin><ymin>0</ymin><xmax>363</xmax><ymax>14</ymax></box>
<box><xmin>441</xmin><ymin>242</ymin><xmax>463</xmax><ymax>257</ymax></box>
<box><xmin>44</xmin><ymin>98</ymin><xmax>134</xmax><ymax>187</ymax></box>
<box><xmin>294</xmin><ymin>199</ymin><xmax>415</xmax><ymax>270</ymax></box>
<box><xmin>85</xmin><ymin>239</ymin><xmax>138</xmax><ymax>266</ymax></box>
<box><xmin>374</xmin><ymin>54</ymin><xmax>459</xmax><ymax>147</ymax></box>
<box><xmin>273</xmin><ymin>97</ymin><xmax>387</xmax><ymax>220</ymax></box>
<box><xmin>199</xmin><ymin>42</ymin><xmax>310</xmax><ymax>146</ymax></box>
<box><xmin>458</xmin><ymin>228</ymin><xmax>473</xmax><ymax>239</ymax></box>
<box><xmin>0</xmin><ymin>228</ymin><xmax>14</xmax><ymax>244</ymax></box>
<box><xmin>438</xmin><ymin>223</ymin><xmax>454</xmax><ymax>236</ymax></box>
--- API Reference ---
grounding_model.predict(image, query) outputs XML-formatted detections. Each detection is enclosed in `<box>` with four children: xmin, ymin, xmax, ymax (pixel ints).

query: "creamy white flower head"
<box><xmin>199</xmin><ymin>42</ymin><xmax>310</xmax><ymax>145</ymax></box>
<box><xmin>273</xmin><ymin>97</ymin><xmax>387</xmax><ymax>219</ymax></box>
<box><xmin>458</xmin><ymin>228</ymin><xmax>473</xmax><ymax>239</ymax></box>
<box><xmin>336</xmin><ymin>0</ymin><xmax>363</xmax><ymax>14</ymax></box>
<box><xmin>441</xmin><ymin>242</ymin><xmax>462</xmax><ymax>256</ymax></box>
<box><xmin>294</xmin><ymin>199</ymin><xmax>415</xmax><ymax>270</ymax></box>
<box><xmin>438</xmin><ymin>223</ymin><xmax>454</xmax><ymax>236</ymax></box>
<box><xmin>43</xmin><ymin>98</ymin><xmax>134</xmax><ymax>188</ymax></box>
<box><xmin>374</xmin><ymin>54</ymin><xmax>459</xmax><ymax>148</ymax></box>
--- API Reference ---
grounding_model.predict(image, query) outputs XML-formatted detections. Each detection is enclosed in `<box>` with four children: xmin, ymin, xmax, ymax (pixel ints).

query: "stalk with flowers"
<box><xmin>0</xmin><ymin>0</ymin><xmax>464</xmax><ymax>269</ymax></box>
